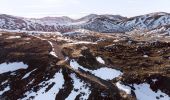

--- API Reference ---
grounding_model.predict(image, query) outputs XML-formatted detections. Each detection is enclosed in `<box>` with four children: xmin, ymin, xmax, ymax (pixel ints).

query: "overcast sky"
<box><xmin>0</xmin><ymin>0</ymin><xmax>170</xmax><ymax>19</ymax></box>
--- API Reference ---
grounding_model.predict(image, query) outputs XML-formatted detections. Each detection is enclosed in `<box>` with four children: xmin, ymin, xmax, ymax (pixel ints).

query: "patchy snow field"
<box><xmin>0</xmin><ymin>62</ymin><xmax>28</xmax><ymax>74</ymax></box>
<box><xmin>49</xmin><ymin>51</ymin><xmax>58</xmax><ymax>58</ymax></box>
<box><xmin>0</xmin><ymin>86</ymin><xmax>10</xmax><ymax>95</ymax></box>
<box><xmin>66</xmin><ymin>73</ymin><xmax>91</xmax><ymax>100</ymax></box>
<box><xmin>116</xmin><ymin>82</ymin><xmax>170</xmax><ymax>100</ymax></box>
<box><xmin>116</xmin><ymin>81</ymin><xmax>131</xmax><ymax>94</ymax></box>
<box><xmin>70</xmin><ymin>60</ymin><xmax>170</xmax><ymax>99</ymax></box>
<box><xmin>91</xmin><ymin>67</ymin><xmax>122</xmax><ymax>80</ymax></box>
<box><xmin>132</xmin><ymin>83</ymin><xmax>170</xmax><ymax>100</ymax></box>
<box><xmin>70</xmin><ymin>59</ymin><xmax>122</xmax><ymax>80</ymax></box>
<box><xmin>21</xmin><ymin>70</ymin><xmax>64</xmax><ymax>100</ymax></box>
<box><xmin>6</xmin><ymin>36</ymin><xmax>21</xmax><ymax>39</ymax></box>
<box><xmin>0</xmin><ymin>80</ymin><xmax>10</xmax><ymax>96</ymax></box>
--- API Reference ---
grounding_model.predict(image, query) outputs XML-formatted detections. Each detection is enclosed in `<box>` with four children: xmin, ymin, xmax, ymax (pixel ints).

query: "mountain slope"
<box><xmin>120</xmin><ymin>12</ymin><xmax>170</xmax><ymax>31</ymax></box>
<box><xmin>1</xmin><ymin>12</ymin><xmax>170</xmax><ymax>33</ymax></box>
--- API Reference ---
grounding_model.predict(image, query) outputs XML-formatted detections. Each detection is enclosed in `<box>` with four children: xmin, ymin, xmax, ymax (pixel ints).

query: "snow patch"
<box><xmin>91</xmin><ymin>68</ymin><xmax>122</xmax><ymax>80</ymax></box>
<box><xmin>1</xmin><ymin>80</ymin><xmax>8</xmax><ymax>85</ymax></box>
<box><xmin>152</xmin><ymin>79</ymin><xmax>158</xmax><ymax>83</ymax></box>
<box><xmin>65</xmin><ymin>57</ymin><xmax>69</xmax><ymax>61</ymax></box>
<box><xmin>132</xmin><ymin>83</ymin><xmax>170</xmax><ymax>100</ymax></box>
<box><xmin>48</xmin><ymin>41</ymin><xmax>58</xmax><ymax>58</ymax></box>
<box><xmin>0</xmin><ymin>62</ymin><xmax>28</xmax><ymax>74</ymax></box>
<box><xmin>49</xmin><ymin>51</ymin><xmax>58</xmax><ymax>58</ymax></box>
<box><xmin>65</xmin><ymin>73</ymin><xmax>91</xmax><ymax>100</ymax></box>
<box><xmin>96</xmin><ymin>57</ymin><xmax>105</xmax><ymax>64</ymax></box>
<box><xmin>70</xmin><ymin>59</ymin><xmax>87</xmax><ymax>71</ymax></box>
<box><xmin>143</xmin><ymin>55</ymin><xmax>149</xmax><ymax>58</ymax></box>
<box><xmin>115</xmin><ymin>82</ymin><xmax>170</xmax><ymax>100</ymax></box>
<box><xmin>0</xmin><ymin>86</ymin><xmax>10</xmax><ymax>95</ymax></box>
<box><xmin>22</xmin><ymin>69</ymin><xmax>64</xmax><ymax>100</ymax></box>
<box><xmin>116</xmin><ymin>81</ymin><xmax>131</xmax><ymax>94</ymax></box>
<box><xmin>6</xmin><ymin>36</ymin><xmax>21</xmax><ymax>39</ymax></box>
<box><xmin>22</xmin><ymin>69</ymin><xmax>37</xmax><ymax>79</ymax></box>
<box><xmin>70</xmin><ymin>59</ymin><xmax>122</xmax><ymax>80</ymax></box>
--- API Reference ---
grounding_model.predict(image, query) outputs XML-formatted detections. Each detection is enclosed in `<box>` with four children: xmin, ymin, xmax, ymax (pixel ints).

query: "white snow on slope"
<box><xmin>49</xmin><ymin>51</ymin><xmax>58</xmax><ymax>58</ymax></box>
<box><xmin>22</xmin><ymin>69</ymin><xmax>64</xmax><ymax>100</ymax></box>
<box><xmin>1</xmin><ymin>80</ymin><xmax>8</xmax><ymax>85</ymax></box>
<box><xmin>96</xmin><ymin>57</ymin><xmax>105</xmax><ymax>64</ymax></box>
<box><xmin>0</xmin><ymin>86</ymin><xmax>10</xmax><ymax>95</ymax></box>
<box><xmin>48</xmin><ymin>41</ymin><xmax>58</xmax><ymax>58</ymax></box>
<box><xmin>70</xmin><ymin>59</ymin><xmax>122</xmax><ymax>80</ymax></box>
<box><xmin>6</xmin><ymin>36</ymin><xmax>21</xmax><ymax>39</ymax></box>
<box><xmin>132</xmin><ymin>83</ymin><xmax>170</xmax><ymax>100</ymax></box>
<box><xmin>116</xmin><ymin>81</ymin><xmax>131</xmax><ymax>94</ymax></box>
<box><xmin>143</xmin><ymin>55</ymin><xmax>149</xmax><ymax>58</ymax></box>
<box><xmin>115</xmin><ymin>82</ymin><xmax>170</xmax><ymax>100</ymax></box>
<box><xmin>0</xmin><ymin>62</ymin><xmax>28</xmax><ymax>74</ymax></box>
<box><xmin>91</xmin><ymin>67</ymin><xmax>122</xmax><ymax>80</ymax></box>
<box><xmin>22</xmin><ymin>69</ymin><xmax>37</xmax><ymax>79</ymax></box>
<box><xmin>70</xmin><ymin>59</ymin><xmax>88</xmax><ymax>71</ymax></box>
<box><xmin>66</xmin><ymin>73</ymin><xmax>91</xmax><ymax>100</ymax></box>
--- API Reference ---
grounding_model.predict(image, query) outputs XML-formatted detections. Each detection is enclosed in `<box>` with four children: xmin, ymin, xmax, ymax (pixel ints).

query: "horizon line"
<box><xmin>0</xmin><ymin>11</ymin><xmax>169</xmax><ymax>19</ymax></box>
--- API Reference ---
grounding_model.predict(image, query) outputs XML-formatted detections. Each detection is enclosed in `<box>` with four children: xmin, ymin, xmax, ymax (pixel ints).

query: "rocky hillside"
<box><xmin>0</xmin><ymin>12</ymin><xmax>170</xmax><ymax>33</ymax></box>
<box><xmin>1</xmin><ymin>12</ymin><xmax>170</xmax><ymax>100</ymax></box>
<box><xmin>0</xmin><ymin>30</ymin><xmax>170</xmax><ymax>100</ymax></box>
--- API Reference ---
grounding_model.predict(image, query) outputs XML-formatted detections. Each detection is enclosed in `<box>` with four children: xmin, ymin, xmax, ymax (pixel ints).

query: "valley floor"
<box><xmin>0</xmin><ymin>30</ymin><xmax>170</xmax><ymax>100</ymax></box>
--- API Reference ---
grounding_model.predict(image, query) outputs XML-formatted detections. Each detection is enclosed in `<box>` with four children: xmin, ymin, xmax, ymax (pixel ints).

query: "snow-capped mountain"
<box><xmin>81</xmin><ymin>15</ymin><xmax>126</xmax><ymax>33</ymax></box>
<box><xmin>0</xmin><ymin>12</ymin><xmax>170</xmax><ymax>33</ymax></box>
<box><xmin>78</xmin><ymin>14</ymin><xmax>126</xmax><ymax>22</ymax></box>
<box><xmin>120</xmin><ymin>12</ymin><xmax>170</xmax><ymax>31</ymax></box>
<box><xmin>0</xmin><ymin>14</ymin><xmax>74</xmax><ymax>32</ymax></box>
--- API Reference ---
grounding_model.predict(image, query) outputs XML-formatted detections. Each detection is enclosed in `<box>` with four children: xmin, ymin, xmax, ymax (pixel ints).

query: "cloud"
<box><xmin>0</xmin><ymin>0</ymin><xmax>170</xmax><ymax>18</ymax></box>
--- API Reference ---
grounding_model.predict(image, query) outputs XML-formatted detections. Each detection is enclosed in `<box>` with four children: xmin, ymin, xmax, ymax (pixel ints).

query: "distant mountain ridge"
<box><xmin>0</xmin><ymin>12</ymin><xmax>170</xmax><ymax>33</ymax></box>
